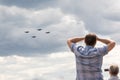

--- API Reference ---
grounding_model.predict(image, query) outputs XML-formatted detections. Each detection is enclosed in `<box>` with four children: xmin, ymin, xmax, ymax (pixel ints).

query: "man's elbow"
<box><xmin>112</xmin><ymin>41</ymin><xmax>116</xmax><ymax>48</ymax></box>
<box><xmin>67</xmin><ymin>39</ymin><xmax>72</xmax><ymax>48</ymax></box>
<box><xmin>108</xmin><ymin>41</ymin><xmax>116</xmax><ymax>52</ymax></box>
<box><xmin>67</xmin><ymin>39</ymin><xmax>71</xmax><ymax>45</ymax></box>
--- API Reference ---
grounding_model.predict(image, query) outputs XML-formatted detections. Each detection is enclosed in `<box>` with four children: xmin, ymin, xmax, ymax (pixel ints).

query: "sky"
<box><xmin>0</xmin><ymin>0</ymin><xmax>120</xmax><ymax>80</ymax></box>
<box><xmin>0</xmin><ymin>0</ymin><xmax>120</xmax><ymax>56</ymax></box>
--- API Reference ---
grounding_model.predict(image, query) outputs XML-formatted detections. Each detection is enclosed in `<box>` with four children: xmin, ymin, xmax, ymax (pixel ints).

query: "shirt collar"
<box><xmin>85</xmin><ymin>45</ymin><xmax>94</xmax><ymax>49</ymax></box>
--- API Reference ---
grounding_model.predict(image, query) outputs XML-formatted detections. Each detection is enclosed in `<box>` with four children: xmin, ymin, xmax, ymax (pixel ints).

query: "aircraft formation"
<box><xmin>24</xmin><ymin>28</ymin><xmax>50</xmax><ymax>38</ymax></box>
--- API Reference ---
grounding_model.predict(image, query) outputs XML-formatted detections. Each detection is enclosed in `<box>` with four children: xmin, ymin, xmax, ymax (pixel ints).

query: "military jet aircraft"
<box><xmin>46</xmin><ymin>32</ymin><xmax>50</xmax><ymax>34</ymax></box>
<box><xmin>32</xmin><ymin>36</ymin><xmax>36</xmax><ymax>38</ymax></box>
<box><xmin>25</xmin><ymin>31</ymin><xmax>29</xmax><ymax>33</ymax></box>
<box><xmin>37</xmin><ymin>29</ymin><xmax>42</xmax><ymax>31</ymax></box>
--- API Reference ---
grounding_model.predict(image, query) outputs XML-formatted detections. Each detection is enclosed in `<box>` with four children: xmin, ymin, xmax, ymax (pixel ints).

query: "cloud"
<box><xmin>102</xmin><ymin>0</ymin><xmax>120</xmax><ymax>21</ymax></box>
<box><xmin>0</xmin><ymin>1</ymin><xmax>120</xmax><ymax>80</ymax></box>
<box><xmin>0</xmin><ymin>52</ymin><xmax>76</xmax><ymax>80</ymax></box>
<box><xmin>0</xmin><ymin>5</ymin><xmax>86</xmax><ymax>56</ymax></box>
<box><xmin>53</xmin><ymin>0</ymin><xmax>120</xmax><ymax>36</ymax></box>
<box><xmin>0</xmin><ymin>0</ymin><xmax>58</xmax><ymax>9</ymax></box>
<box><xmin>0</xmin><ymin>0</ymin><xmax>120</xmax><ymax>56</ymax></box>
<box><xmin>0</xmin><ymin>45</ymin><xmax>120</xmax><ymax>80</ymax></box>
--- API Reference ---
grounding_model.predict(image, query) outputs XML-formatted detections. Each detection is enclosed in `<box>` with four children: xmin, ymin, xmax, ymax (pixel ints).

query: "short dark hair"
<box><xmin>85</xmin><ymin>33</ymin><xmax>97</xmax><ymax>46</ymax></box>
<box><xmin>109</xmin><ymin>65</ymin><xmax>119</xmax><ymax>76</ymax></box>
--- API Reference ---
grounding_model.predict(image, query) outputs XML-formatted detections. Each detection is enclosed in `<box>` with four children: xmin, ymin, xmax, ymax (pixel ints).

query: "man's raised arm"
<box><xmin>67</xmin><ymin>37</ymin><xmax>84</xmax><ymax>49</ymax></box>
<box><xmin>97</xmin><ymin>37</ymin><xmax>116</xmax><ymax>52</ymax></box>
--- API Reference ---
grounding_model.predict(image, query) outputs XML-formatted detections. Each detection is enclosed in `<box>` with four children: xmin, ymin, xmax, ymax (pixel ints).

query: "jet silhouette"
<box><xmin>25</xmin><ymin>31</ymin><xmax>29</xmax><ymax>33</ymax></box>
<box><xmin>32</xmin><ymin>36</ymin><xmax>36</xmax><ymax>38</ymax></box>
<box><xmin>37</xmin><ymin>29</ymin><xmax>42</xmax><ymax>31</ymax></box>
<box><xmin>46</xmin><ymin>32</ymin><xmax>50</xmax><ymax>34</ymax></box>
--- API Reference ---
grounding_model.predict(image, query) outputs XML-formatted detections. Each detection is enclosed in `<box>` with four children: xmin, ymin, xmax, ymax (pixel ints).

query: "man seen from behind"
<box><xmin>67</xmin><ymin>33</ymin><xmax>115</xmax><ymax>80</ymax></box>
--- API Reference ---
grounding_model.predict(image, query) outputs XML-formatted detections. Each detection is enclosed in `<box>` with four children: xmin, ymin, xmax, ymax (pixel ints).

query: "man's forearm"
<box><xmin>97</xmin><ymin>37</ymin><xmax>115</xmax><ymax>51</ymax></box>
<box><xmin>97</xmin><ymin>37</ymin><xmax>113</xmax><ymax>45</ymax></box>
<box><xmin>67</xmin><ymin>37</ymin><xmax>84</xmax><ymax>49</ymax></box>
<box><xmin>69</xmin><ymin>37</ymin><xmax>84</xmax><ymax>43</ymax></box>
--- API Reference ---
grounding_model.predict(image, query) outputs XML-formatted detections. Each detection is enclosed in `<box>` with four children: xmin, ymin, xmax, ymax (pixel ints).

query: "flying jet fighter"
<box><xmin>24</xmin><ymin>31</ymin><xmax>29</xmax><ymax>33</ymax></box>
<box><xmin>37</xmin><ymin>29</ymin><xmax>42</xmax><ymax>31</ymax></box>
<box><xmin>45</xmin><ymin>32</ymin><xmax>50</xmax><ymax>34</ymax></box>
<box><xmin>32</xmin><ymin>36</ymin><xmax>36</xmax><ymax>38</ymax></box>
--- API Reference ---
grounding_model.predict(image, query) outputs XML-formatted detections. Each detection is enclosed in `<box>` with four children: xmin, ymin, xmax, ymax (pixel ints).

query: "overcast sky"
<box><xmin>0</xmin><ymin>0</ymin><xmax>120</xmax><ymax>56</ymax></box>
<box><xmin>0</xmin><ymin>0</ymin><xmax>120</xmax><ymax>80</ymax></box>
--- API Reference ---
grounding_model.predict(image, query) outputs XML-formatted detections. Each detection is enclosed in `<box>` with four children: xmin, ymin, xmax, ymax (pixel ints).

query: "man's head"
<box><xmin>109</xmin><ymin>64</ymin><xmax>119</xmax><ymax>76</ymax></box>
<box><xmin>85</xmin><ymin>33</ymin><xmax>97</xmax><ymax>46</ymax></box>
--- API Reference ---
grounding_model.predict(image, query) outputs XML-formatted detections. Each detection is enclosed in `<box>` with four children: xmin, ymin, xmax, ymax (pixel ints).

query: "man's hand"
<box><xmin>97</xmin><ymin>37</ymin><xmax>115</xmax><ymax>52</ymax></box>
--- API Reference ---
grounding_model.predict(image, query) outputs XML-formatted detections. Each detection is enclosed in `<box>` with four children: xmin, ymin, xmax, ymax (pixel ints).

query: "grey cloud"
<box><xmin>0</xmin><ymin>6</ymin><xmax>86</xmax><ymax>56</ymax></box>
<box><xmin>1</xmin><ymin>51</ymin><xmax>120</xmax><ymax>80</ymax></box>
<box><xmin>103</xmin><ymin>9</ymin><xmax>120</xmax><ymax>22</ymax></box>
<box><xmin>0</xmin><ymin>0</ymin><xmax>120</xmax><ymax>56</ymax></box>
<box><xmin>1</xmin><ymin>0</ymin><xmax>119</xmax><ymax>35</ymax></box>
<box><xmin>104</xmin><ymin>13</ymin><xmax>120</xmax><ymax>22</ymax></box>
<box><xmin>0</xmin><ymin>0</ymin><xmax>57</xmax><ymax>9</ymax></box>
<box><xmin>0</xmin><ymin>53</ymin><xmax>76</xmax><ymax>80</ymax></box>
<box><xmin>57</xmin><ymin>0</ymin><xmax>120</xmax><ymax>37</ymax></box>
<box><xmin>57</xmin><ymin>0</ymin><xmax>107</xmax><ymax>32</ymax></box>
